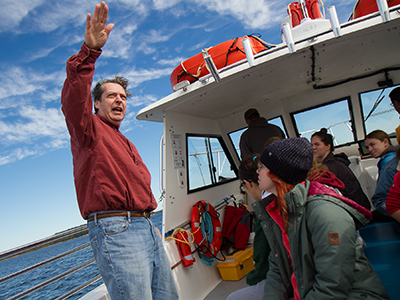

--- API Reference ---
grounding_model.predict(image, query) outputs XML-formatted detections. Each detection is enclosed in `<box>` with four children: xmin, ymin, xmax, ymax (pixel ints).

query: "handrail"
<box><xmin>0</xmin><ymin>243</ymin><xmax>90</xmax><ymax>284</ymax></box>
<box><xmin>0</xmin><ymin>224</ymin><xmax>88</xmax><ymax>261</ymax></box>
<box><xmin>160</xmin><ymin>134</ymin><xmax>165</xmax><ymax>194</ymax></box>
<box><xmin>8</xmin><ymin>259</ymin><xmax>96</xmax><ymax>300</ymax></box>
<box><xmin>0</xmin><ymin>225</ymin><xmax>102</xmax><ymax>300</ymax></box>
<box><xmin>55</xmin><ymin>275</ymin><xmax>102</xmax><ymax>300</ymax></box>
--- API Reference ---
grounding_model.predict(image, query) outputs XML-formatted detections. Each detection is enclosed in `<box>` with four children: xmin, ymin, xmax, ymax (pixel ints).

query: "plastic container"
<box><xmin>217</xmin><ymin>247</ymin><xmax>255</xmax><ymax>281</ymax></box>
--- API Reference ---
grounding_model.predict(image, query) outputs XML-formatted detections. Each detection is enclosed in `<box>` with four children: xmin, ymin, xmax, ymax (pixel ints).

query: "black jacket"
<box><xmin>322</xmin><ymin>152</ymin><xmax>371</xmax><ymax>210</ymax></box>
<box><xmin>239</xmin><ymin>117</ymin><xmax>285</xmax><ymax>159</ymax></box>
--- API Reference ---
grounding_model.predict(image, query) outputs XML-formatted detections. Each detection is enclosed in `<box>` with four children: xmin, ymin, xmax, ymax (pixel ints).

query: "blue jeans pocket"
<box><xmin>102</xmin><ymin>219</ymin><xmax>129</xmax><ymax>235</ymax></box>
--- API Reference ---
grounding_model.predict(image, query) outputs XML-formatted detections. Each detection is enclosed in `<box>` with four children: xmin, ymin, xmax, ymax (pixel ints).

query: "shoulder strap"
<box><xmin>378</xmin><ymin>152</ymin><xmax>396</xmax><ymax>170</ymax></box>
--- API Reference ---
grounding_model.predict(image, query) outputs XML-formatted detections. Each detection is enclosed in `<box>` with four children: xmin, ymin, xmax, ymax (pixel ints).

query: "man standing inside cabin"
<box><xmin>239</xmin><ymin>108</ymin><xmax>285</xmax><ymax>159</ymax></box>
<box><xmin>61</xmin><ymin>2</ymin><xmax>178</xmax><ymax>299</ymax></box>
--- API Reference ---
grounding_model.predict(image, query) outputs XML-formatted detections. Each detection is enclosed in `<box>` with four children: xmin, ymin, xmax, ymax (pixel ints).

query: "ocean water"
<box><xmin>0</xmin><ymin>212</ymin><xmax>163</xmax><ymax>300</ymax></box>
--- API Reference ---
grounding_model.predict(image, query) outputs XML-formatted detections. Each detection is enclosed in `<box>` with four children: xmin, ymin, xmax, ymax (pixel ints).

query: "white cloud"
<box><xmin>0</xmin><ymin>68</ymin><xmax>43</xmax><ymax>102</ymax></box>
<box><xmin>0</xmin><ymin>106</ymin><xmax>67</xmax><ymax>145</ymax></box>
<box><xmin>123</xmin><ymin>67</ymin><xmax>172</xmax><ymax>88</ymax></box>
<box><xmin>152</xmin><ymin>0</ymin><xmax>181</xmax><ymax>10</ymax></box>
<box><xmin>188</xmin><ymin>40</ymin><xmax>211</xmax><ymax>52</ymax></box>
<box><xmin>120</xmin><ymin>111</ymin><xmax>140</xmax><ymax>132</ymax></box>
<box><xmin>128</xmin><ymin>94</ymin><xmax>159</xmax><ymax>108</ymax></box>
<box><xmin>120</xmin><ymin>93</ymin><xmax>159</xmax><ymax>132</ymax></box>
<box><xmin>193</xmin><ymin>0</ymin><xmax>284</xmax><ymax>29</ymax></box>
<box><xmin>157</xmin><ymin>57</ymin><xmax>187</xmax><ymax>67</ymax></box>
<box><xmin>0</xmin><ymin>104</ymin><xmax>69</xmax><ymax>165</ymax></box>
<box><xmin>27</xmin><ymin>46</ymin><xmax>59</xmax><ymax>62</ymax></box>
<box><xmin>0</xmin><ymin>0</ymin><xmax>45</xmax><ymax>33</ymax></box>
<box><xmin>44</xmin><ymin>138</ymin><xmax>69</xmax><ymax>150</ymax></box>
<box><xmin>102</xmin><ymin>30</ymin><xmax>136</xmax><ymax>59</ymax></box>
<box><xmin>97</xmin><ymin>22</ymin><xmax>173</xmax><ymax>60</ymax></box>
<box><xmin>115</xmin><ymin>0</ymin><xmax>150</xmax><ymax>16</ymax></box>
<box><xmin>0</xmin><ymin>67</ymin><xmax>64</xmax><ymax>104</ymax></box>
<box><xmin>0</xmin><ymin>147</ymin><xmax>42</xmax><ymax>166</ymax></box>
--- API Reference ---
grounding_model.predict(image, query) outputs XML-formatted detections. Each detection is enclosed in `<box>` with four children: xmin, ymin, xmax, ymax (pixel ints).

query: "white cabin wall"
<box><xmin>162</xmin><ymin>110</ymin><xmax>242</xmax><ymax>235</ymax></box>
<box><xmin>162</xmin><ymin>110</ymin><xmax>246</xmax><ymax>300</ymax></box>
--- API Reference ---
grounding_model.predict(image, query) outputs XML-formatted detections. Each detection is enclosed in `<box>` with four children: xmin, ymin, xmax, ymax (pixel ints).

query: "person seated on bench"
<box><xmin>365</xmin><ymin>130</ymin><xmax>399</xmax><ymax>222</ymax></box>
<box><xmin>311</xmin><ymin>128</ymin><xmax>371</xmax><ymax>211</ymax></box>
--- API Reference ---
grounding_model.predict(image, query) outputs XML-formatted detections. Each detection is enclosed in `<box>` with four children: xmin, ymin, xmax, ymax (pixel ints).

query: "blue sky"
<box><xmin>0</xmin><ymin>0</ymin><xmax>355</xmax><ymax>253</ymax></box>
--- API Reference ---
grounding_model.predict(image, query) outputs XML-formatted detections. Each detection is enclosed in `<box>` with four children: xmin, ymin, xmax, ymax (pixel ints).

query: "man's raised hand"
<box><xmin>84</xmin><ymin>1</ymin><xmax>114</xmax><ymax>50</ymax></box>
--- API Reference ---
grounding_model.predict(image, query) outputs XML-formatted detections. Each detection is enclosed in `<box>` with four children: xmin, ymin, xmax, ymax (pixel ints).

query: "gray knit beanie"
<box><xmin>259</xmin><ymin>137</ymin><xmax>313</xmax><ymax>184</ymax></box>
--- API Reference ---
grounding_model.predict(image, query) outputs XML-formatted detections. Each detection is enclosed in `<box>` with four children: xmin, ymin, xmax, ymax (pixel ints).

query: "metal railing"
<box><xmin>0</xmin><ymin>225</ymin><xmax>101</xmax><ymax>300</ymax></box>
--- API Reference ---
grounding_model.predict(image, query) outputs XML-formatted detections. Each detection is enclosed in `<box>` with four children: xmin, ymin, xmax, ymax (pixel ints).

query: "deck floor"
<box><xmin>204</xmin><ymin>277</ymin><xmax>248</xmax><ymax>300</ymax></box>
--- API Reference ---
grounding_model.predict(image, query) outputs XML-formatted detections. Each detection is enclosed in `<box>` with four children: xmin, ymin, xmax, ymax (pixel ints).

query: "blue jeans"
<box><xmin>87</xmin><ymin>215</ymin><xmax>179</xmax><ymax>300</ymax></box>
<box><xmin>226</xmin><ymin>279</ymin><xmax>294</xmax><ymax>300</ymax></box>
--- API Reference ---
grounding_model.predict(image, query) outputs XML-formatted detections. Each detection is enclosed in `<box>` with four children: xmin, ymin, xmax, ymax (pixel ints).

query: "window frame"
<box><xmin>359</xmin><ymin>85</ymin><xmax>400</xmax><ymax>140</ymax></box>
<box><xmin>290</xmin><ymin>96</ymin><xmax>358</xmax><ymax>149</ymax></box>
<box><xmin>186</xmin><ymin>133</ymin><xmax>238</xmax><ymax>194</ymax></box>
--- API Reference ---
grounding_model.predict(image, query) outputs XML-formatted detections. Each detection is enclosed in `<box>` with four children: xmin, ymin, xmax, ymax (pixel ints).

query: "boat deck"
<box><xmin>204</xmin><ymin>277</ymin><xmax>247</xmax><ymax>300</ymax></box>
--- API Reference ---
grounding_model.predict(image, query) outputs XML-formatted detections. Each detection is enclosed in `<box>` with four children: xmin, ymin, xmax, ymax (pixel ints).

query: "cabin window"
<box><xmin>187</xmin><ymin>134</ymin><xmax>237</xmax><ymax>193</ymax></box>
<box><xmin>291</xmin><ymin>98</ymin><xmax>355</xmax><ymax>146</ymax></box>
<box><xmin>360</xmin><ymin>86</ymin><xmax>399</xmax><ymax>137</ymax></box>
<box><xmin>229</xmin><ymin>116</ymin><xmax>286</xmax><ymax>158</ymax></box>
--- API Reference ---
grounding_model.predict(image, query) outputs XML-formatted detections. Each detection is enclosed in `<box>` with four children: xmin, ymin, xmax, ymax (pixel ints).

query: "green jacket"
<box><xmin>255</xmin><ymin>180</ymin><xmax>389</xmax><ymax>300</ymax></box>
<box><xmin>246</xmin><ymin>211</ymin><xmax>271</xmax><ymax>285</ymax></box>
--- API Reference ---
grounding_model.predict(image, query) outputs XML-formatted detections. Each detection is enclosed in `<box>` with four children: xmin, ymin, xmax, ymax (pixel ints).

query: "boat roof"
<box><xmin>137</xmin><ymin>8</ymin><xmax>400</xmax><ymax>123</ymax></box>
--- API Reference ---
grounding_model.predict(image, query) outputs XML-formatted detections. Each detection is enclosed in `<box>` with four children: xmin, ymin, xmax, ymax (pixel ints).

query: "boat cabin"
<box><xmin>134</xmin><ymin>3</ymin><xmax>400</xmax><ymax>299</ymax></box>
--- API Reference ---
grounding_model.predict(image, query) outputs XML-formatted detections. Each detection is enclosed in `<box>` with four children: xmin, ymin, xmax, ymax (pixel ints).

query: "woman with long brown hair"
<box><xmin>256</xmin><ymin>137</ymin><xmax>388</xmax><ymax>299</ymax></box>
<box><xmin>365</xmin><ymin>130</ymin><xmax>399</xmax><ymax>219</ymax></box>
<box><xmin>311</xmin><ymin>128</ymin><xmax>371</xmax><ymax>210</ymax></box>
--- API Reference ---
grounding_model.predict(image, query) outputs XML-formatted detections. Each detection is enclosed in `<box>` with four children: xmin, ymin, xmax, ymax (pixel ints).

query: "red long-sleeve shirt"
<box><xmin>61</xmin><ymin>43</ymin><xmax>157</xmax><ymax>219</ymax></box>
<box><xmin>386</xmin><ymin>171</ymin><xmax>400</xmax><ymax>216</ymax></box>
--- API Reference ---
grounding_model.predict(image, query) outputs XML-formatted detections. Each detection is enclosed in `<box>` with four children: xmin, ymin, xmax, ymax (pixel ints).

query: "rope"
<box><xmin>248</xmin><ymin>34</ymin><xmax>277</xmax><ymax>48</ymax></box>
<box><xmin>197</xmin><ymin>210</ymin><xmax>218</xmax><ymax>267</ymax></box>
<box><xmin>166</xmin><ymin>227</ymin><xmax>197</xmax><ymax>246</ymax></box>
<box><xmin>319</xmin><ymin>0</ymin><xmax>326</xmax><ymax>19</ymax></box>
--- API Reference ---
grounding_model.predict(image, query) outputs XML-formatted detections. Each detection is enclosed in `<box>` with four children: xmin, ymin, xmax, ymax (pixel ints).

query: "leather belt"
<box><xmin>87</xmin><ymin>211</ymin><xmax>150</xmax><ymax>222</ymax></box>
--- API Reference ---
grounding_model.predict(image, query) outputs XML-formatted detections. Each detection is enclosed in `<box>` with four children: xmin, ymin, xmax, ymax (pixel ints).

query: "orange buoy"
<box><xmin>170</xmin><ymin>36</ymin><xmax>269</xmax><ymax>91</ymax></box>
<box><xmin>307</xmin><ymin>0</ymin><xmax>323</xmax><ymax>19</ymax></box>
<box><xmin>175</xmin><ymin>230</ymin><xmax>196</xmax><ymax>268</ymax></box>
<box><xmin>288</xmin><ymin>0</ymin><xmax>323</xmax><ymax>28</ymax></box>
<box><xmin>191</xmin><ymin>200</ymin><xmax>222</xmax><ymax>258</ymax></box>
<box><xmin>352</xmin><ymin>0</ymin><xmax>400</xmax><ymax>19</ymax></box>
<box><xmin>288</xmin><ymin>2</ymin><xmax>305</xmax><ymax>27</ymax></box>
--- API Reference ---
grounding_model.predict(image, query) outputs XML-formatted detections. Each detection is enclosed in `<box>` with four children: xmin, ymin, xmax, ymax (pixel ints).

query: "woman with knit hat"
<box><xmin>256</xmin><ymin>137</ymin><xmax>389</xmax><ymax>299</ymax></box>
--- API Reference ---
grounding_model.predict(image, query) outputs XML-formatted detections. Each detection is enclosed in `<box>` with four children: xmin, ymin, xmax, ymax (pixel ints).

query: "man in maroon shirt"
<box><xmin>61</xmin><ymin>2</ymin><xmax>178</xmax><ymax>299</ymax></box>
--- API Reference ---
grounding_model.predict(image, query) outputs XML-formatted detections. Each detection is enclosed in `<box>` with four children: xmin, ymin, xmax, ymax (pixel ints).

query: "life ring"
<box><xmin>352</xmin><ymin>0</ymin><xmax>400</xmax><ymax>19</ymax></box>
<box><xmin>170</xmin><ymin>35</ymin><xmax>270</xmax><ymax>91</ymax></box>
<box><xmin>191</xmin><ymin>200</ymin><xmax>222</xmax><ymax>258</ymax></box>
